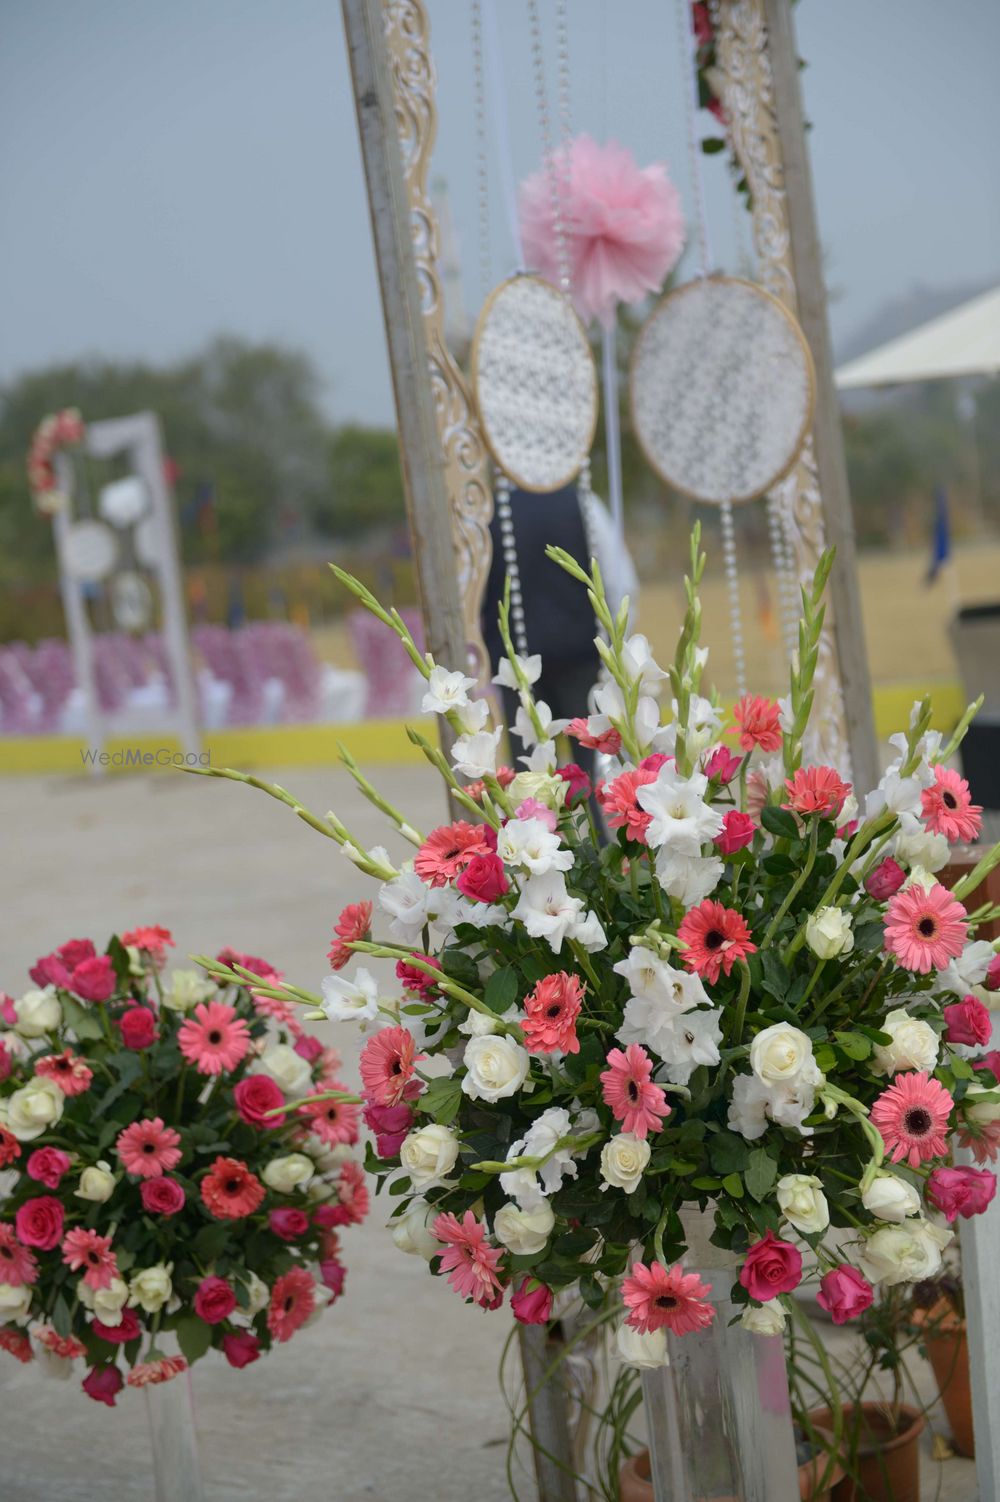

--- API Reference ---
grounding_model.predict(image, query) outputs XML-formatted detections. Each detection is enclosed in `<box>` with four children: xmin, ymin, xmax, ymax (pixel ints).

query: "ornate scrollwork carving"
<box><xmin>384</xmin><ymin>0</ymin><xmax>493</xmax><ymax>680</ymax></box>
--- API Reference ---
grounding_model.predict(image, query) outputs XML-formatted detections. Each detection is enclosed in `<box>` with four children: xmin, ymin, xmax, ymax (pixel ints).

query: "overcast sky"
<box><xmin>2</xmin><ymin>0</ymin><xmax>998</xmax><ymax>424</ymax></box>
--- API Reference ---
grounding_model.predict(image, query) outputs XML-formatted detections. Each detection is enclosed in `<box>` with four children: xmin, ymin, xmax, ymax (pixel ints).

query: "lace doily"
<box><xmin>471</xmin><ymin>274</ymin><xmax>598</xmax><ymax>494</ymax></box>
<box><xmin>629</xmin><ymin>276</ymin><xmax>815</xmax><ymax>505</ymax></box>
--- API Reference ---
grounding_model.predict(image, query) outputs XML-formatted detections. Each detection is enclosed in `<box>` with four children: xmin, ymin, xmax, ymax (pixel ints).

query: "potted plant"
<box><xmin>619</xmin><ymin>1422</ymin><xmax>846</xmax><ymax>1502</ymax></box>
<box><xmin>909</xmin><ymin>1274</ymin><xmax>974</xmax><ymax>1458</ymax></box>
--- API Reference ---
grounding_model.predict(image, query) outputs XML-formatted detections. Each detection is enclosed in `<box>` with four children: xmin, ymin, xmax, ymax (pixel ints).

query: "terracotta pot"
<box><xmin>912</xmin><ymin>1301</ymin><xmax>974</xmax><ymax>1458</ymax></box>
<box><xmin>619</xmin><ymin>1439</ymin><xmax>845</xmax><ymax>1502</ymax></box>
<box><xmin>809</xmin><ymin>1403</ymin><xmax>925</xmax><ymax>1502</ymax></box>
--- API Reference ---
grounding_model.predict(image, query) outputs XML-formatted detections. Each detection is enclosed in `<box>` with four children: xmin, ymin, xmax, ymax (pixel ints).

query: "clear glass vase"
<box><xmin>143</xmin><ymin>1340</ymin><xmax>204</xmax><ymax>1502</ymax></box>
<box><xmin>640</xmin><ymin>1208</ymin><xmax>799</xmax><ymax>1501</ymax></box>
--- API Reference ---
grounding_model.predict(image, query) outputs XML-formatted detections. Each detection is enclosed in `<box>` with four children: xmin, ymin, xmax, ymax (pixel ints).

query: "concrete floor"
<box><xmin>0</xmin><ymin>766</ymin><xmax>980</xmax><ymax>1500</ymax></box>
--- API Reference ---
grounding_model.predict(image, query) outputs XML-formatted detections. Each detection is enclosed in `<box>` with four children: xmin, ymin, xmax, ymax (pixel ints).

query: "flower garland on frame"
<box><xmin>26</xmin><ymin>408</ymin><xmax>86</xmax><ymax>516</ymax></box>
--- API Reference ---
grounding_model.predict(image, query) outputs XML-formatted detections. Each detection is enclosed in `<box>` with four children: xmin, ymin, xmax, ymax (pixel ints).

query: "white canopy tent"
<box><xmin>835</xmin><ymin>285</ymin><xmax>1000</xmax><ymax>389</ymax></box>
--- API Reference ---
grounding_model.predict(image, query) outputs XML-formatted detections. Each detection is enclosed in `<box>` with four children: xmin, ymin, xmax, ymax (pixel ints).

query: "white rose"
<box><xmin>859</xmin><ymin>1221</ymin><xmax>952</xmax><ymax>1287</ymax></box>
<box><xmin>241</xmin><ymin>1272</ymin><xmax>269</xmax><ymax>1316</ymax></box>
<box><xmin>461</xmin><ymin>1034</ymin><xmax>530</xmax><ymax>1103</ymax></box>
<box><xmin>262</xmin><ymin>1153</ymin><xmax>314</xmax><ymax>1194</ymax></box>
<box><xmin>861</xmin><ymin>1173</ymin><xmax>922</xmax><ymax>1223</ymax></box>
<box><xmin>493</xmin><ymin>1200</ymin><xmax>555</xmax><ymax>1256</ymax></box>
<box><xmin>776</xmin><ymin>1174</ymin><xmax>829</xmax><ymax>1235</ymax></box>
<box><xmin>302</xmin><ymin>1138</ymin><xmax>352</xmax><ymax>1175</ymax></box>
<box><xmin>750</xmin><ymin>1024</ymin><xmax>819</xmax><ymax>1090</ymax></box>
<box><xmin>872</xmin><ymin>1009</ymin><xmax>939</xmax><ymax>1076</ymax></box>
<box><xmin>390</xmin><ymin>1198</ymin><xmax>441</xmax><ymax>1259</ymax></box>
<box><xmin>805</xmin><ymin>907</ymin><xmax>854</xmax><ymax>961</ymax></box>
<box><xmin>162</xmin><ymin>969</ymin><xmax>215</xmax><ymax>1012</ymax></box>
<box><xmin>75</xmin><ymin>1161</ymin><xmax>116</xmax><ymax>1203</ymax></box>
<box><xmin>13</xmin><ymin>987</ymin><xmax>62</xmax><ymax>1038</ymax></box>
<box><xmin>741</xmin><ymin>1302</ymin><xmax>787</xmax><ymax>1336</ymax></box>
<box><xmin>4</xmin><ymin>1077</ymin><xmax>65</xmax><ymax>1141</ymax></box>
<box><xmin>963</xmin><ymin>1082</ymin><xmax>1000</xmax><ymax>1127</ymax></box>
<box><xmin>128</xmin><ymin>1263</ymin><xmax>174</xmax><ymax>1314</ymax></box>
<box><xmin>600</xmin><ymin>1133</ymin><xmax>651</xmax><ymax>1194</ymax></box>
<box><xmin>78</xmin><ymin>1276</ymin><xmax>129</xmax><ymax>1322</ymax></box>
<box><xmin>615</xmin><ymin>1322</ymin><xmax>668</xmax><ymax>1369</ymax></box>
<box><xmin>399</xmin><ymin>1123</ymin><xmax>460</xmax><ymax>1189</ymax></box>
<box><xmin>506</xmin><ymin>771</ymin><xmax>567</xmax><ymax>811</ymax></box>
<box><xmin>0</xmin><ymin>1284</ymin><xmax>33</xmax><ymax>1323</ymax></box>
<box><xmin>252</xmin><ymin>1043</ymin><xmax>312</xmax><ymax>1099</ymax></box>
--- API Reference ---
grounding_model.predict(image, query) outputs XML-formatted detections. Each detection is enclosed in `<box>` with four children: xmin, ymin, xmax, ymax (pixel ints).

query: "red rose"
<box><xmin>738</xmin><ymin>1230</ymin><xmax>802</xmax><ymax>1301</ymax></box>
<box><xmin>28</xmin><ymin>953</ymin><xmax>72</xmax><ymax>989</ymax></box>
<box><xmin>91</xmin><ymin>1308</ymin><xmax>142</xmax><ymax>1344</ymax></box>
<box><xmin>312</xmin><ymin>1203</ymin><xmax>346</xmax><ymax>1230</ymax></box>
<box><xmin>194</xmin><ymin>1275</ymin><xmax>237</xmax><ymax>1325</ymax></box>
<box><xmin>816</xmin><ymin>1265</ymin><xmax>874</xmax><ymax>1325</ymax></box>
<box><xmin>927</xmin><ymin>1165</ymin><xmax>997</xmax><ymax>1222</ymax></box>
<box><xmin>140</xmin><ymin>1177</ymin><xmax>186</xmax><ymax>1216</ymax></box>
<box><xmin>294</xmin><ymin>1033</ymin><xmax>324</xmax><ymax>1064</ymax></box>
<box><xmin>556</xmin><ymin>762</ymin><xmax>592</xmax><ymax>808</ymax></box>
<box><xmin>975</xmin><ymin>1050</ymin><xmax>1000</xmax><ymax>1082</ymax></box>
<box><xmin>118</xmin><ymin>1006</ymin><xmax>158</xmax><ymax>1050</ymax></box>
<box><xmin>0</xmin><ymin>1041</ymin><xmax>11</xmax><ymax>1084</ymax></box>
<box><xmin>82</xmin><ymin>1363</ymin><xmax>123</xmax><ymax>1405</ymax></box>
<box><xmin>70</xmin><ymin>955</ymin><xmax>115</xmax><ymax>1002</ymax></box>
<box><xmin>363</xmin><ymin>1100</ymin><xmax>411</xmax><ymax>1158</ymax></box>
<box><xmin>269</xmin><ymin>1207</ymin><xmax>310</xmax><ymax>1241</ymax></box>
<box><xmin>15</xmin><ymin>1195</ymin><xmax>64</xmax><ymax>1250</ymax></box>
<box><xmin>59</xmin><ymin>939</ymin><xmax>96</xmax><ymax>970</ymax></box>
<box><xmin>455</xmin><ymin>852</ymin><xmax>509</xmax><ymax>904</ymax></box>
<box><xmin>26</xmin><ymin>1147</ymin><xmax>71</xmax><ymax>1188</ymax></box>
<box><xmin>320</xmin><ymin>1259</ymin><xmax>346</xmax><ymax>1299</ymax></box>
<box><xmin>986</xmin><ymin>955</ymin><xmax>1000</xmax><ymax>991</ymax></box>
<box><xmin>511</xmin><ymin>1278</ymin><xmax>553</xmax><ymax>1325</ymax></box>
<box><xmin>865</xmin><ymin>858</ymin><xmax>906</xmax><ymax>902</ymax></box>
<box><xmin>943</xmin><ymin>996</ymin><xmax>992</xmax><ymax>1048</ymax></box>
<box><xmin>234</xmin><ymin>1075</ymin><xmax>286</xmax><ymax>1128</ymax></box>
<box><xmin>715</xmin><ymin>810</ymin><xmax>755</xmax><ymax>855</ymax></box>
<box><xmin>222</xmin><ymin>1332</ymin><xmax>261</xmax><ymax>1369</ymax></box>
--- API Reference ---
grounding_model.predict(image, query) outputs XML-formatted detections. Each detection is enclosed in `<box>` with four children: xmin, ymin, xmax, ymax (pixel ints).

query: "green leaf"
<box><xmin>193</xmin><ymin>1221</ymin><xmax>232</xmax><ymax>1263</ymax></box>
<box><xmin>708</xmin><ymin>1131</ymin><xmax>749</xmax><ymax>1176</ymax></box>
<box><xmin>389</xmin><ymin>1175</ymin><xmax>413</xmax><ymax>1196</ymax></box>
<box><xmin>761</xmin><ymin>806</ymin><xmax>800</xmax><ymax>841</ymax></box>
<box><xmin>701</xmin><ymin>136</ymin><xmax>727</xmax><ymax>155</ymax></box>
<box><xmin>578</xmin><ymin>1273</ymin><xmax>605</xmax><ymax>1310</ymax></box>
<box><xmin>745</xmin><ymin>1148</ymin><xmax>778</xmax><ymax>1203</ymax></box>
<box><xmin>175</xmin><ymin>1314</ymin><xmax>213</xmax><ymax>1366</ymax></box>
<box><xmin>834</xmin><ymin>1030</ymin><xmax>872</xmax><ymax>1061</ymax></box>
<box><xmin>722</xmin><ymin>1173</ymin><xmax>744</xmax><ymax>1199</ymax></box>
<box><xmin>441</xmin><ymin>949</ymin><xmax>480</xmax><ymax>989</ymax></box>
<box><xmin>482</xmin><ymin>967</ymin><xmax>518</xmax><ymax>1015</ymax></box>
<box><xmin>59</xmin><ymin>994</ymin><xmax>104</xmax><ymax>1041</ymax></box>
<box><xmin>760</xmin><ymin>951</ymin><xmax>791</xmax><ymax>1001</ymax></box>
<box><xmin>418</xmin><ymin>1074</ymin><xmax>464</xmax><ymax>1125</ymax></box>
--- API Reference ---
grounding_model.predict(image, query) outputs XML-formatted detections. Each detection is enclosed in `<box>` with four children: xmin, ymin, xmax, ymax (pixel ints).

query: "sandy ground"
<box><xmin>0</xmin><ymin>766</ymin><xmax>980</xmax><ymax>1500</ymax></box>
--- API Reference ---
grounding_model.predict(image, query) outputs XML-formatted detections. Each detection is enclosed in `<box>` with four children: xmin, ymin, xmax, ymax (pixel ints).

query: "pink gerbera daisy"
<box><xmin>61</xmin><ymin>1228</ymin><xmax>118</xmax><ymax>1290</ymax></box>
<box><xmin>334</xmin><ymin>1160</ymin><xmax>369</xmax><ymax>1226</ymax></box>
<box><xmin>0</xmin><ymin>1128</ymin><xmax>21</xmax><ymax>1168</ymax></box>
<box><xmin>116</xmin><ymin>1118</ymin><xmax>183</xmax><ymax>1179</ymax></box>
<box><xmin>783</xmin><ymin>766</ymin><xmax>852</xmax><ymax>819</ymax></box>
<box><xmin>598</xmin><ymin>767</ymin><xmax>659</xmax><ymax>843</ymax></box>
<box><xmin>463</xmin><ymin>766</ymin><xmax>516</xmax><ymax>804</ymax></box>
<box><xmin>36</xmin><ymin>1325</ymin><xmax>87</xmax><ymax>1360</ymax></box>
<box><xmin>432</xmin><ymin>1210</ymin><xmax>505</xmax><ymax>1307</ymax></box>
<box><xmin>0</xmin><ymin>1224</ymin><xmax>38</xmax><ymax>1287</ymax></box>
<box><xmin>200</xmin><ymin>1156</ymin><xmax>265</xmax><ymax>1220</ymax></box>
<box><xmin>127</xmin><ymin>1354</ymin><xmax>188</xmax><ymax>1387</ymax></box>
<box><xmin>677</xmin><ymin>900</ymin><xmax>756</xmax><ymax>984</ymax></box>
<box><xmin>566</xmin><ymin>717</ymin><xmax>623</xmax><ymax>756</ymax></box>
<box><xmin>327</xmin><ymin>901</ymin><xmax>373</xmax><ymax>970</ymax></box>
<box><xmin>522</xmin><ymin>972</ymin><xmax>584</xmax><ymax>1055</ymax></box>
<box><xmin>396</xmin><ymin>954</ymin><xmax>442</xmax><ymax>997</ymax></box>
<box><xmin>733</xmin><ymin>694</ymin><xmax>782</xmax><ymax>753</ymax></box>
<box><xmin>414</xmin><ymin>821</ymin><xmax>492</xmax><ymax>887</ymax></box>
<box><xmin>34</xmin><ymin>1050</ymin><xmax>93</xmax><ymax>1096</ymax></box>
<box><xmin>599</xmin><ymin>1044</ymin><xmax>669</xmax><ymax>1139</ymax></box>
<box><xmin>120</xmin><ymin>926</ymin><xmax>175</xmax><ymax>963</ymax></box>
<box><xmin>921</xmin><ymin>764</ymin><xmax>982</xmax><ymax>844</ymax></box>
<box><xmin>267</xmin><ymin>1266</ymin><xmax>316</xmax><ymax>1342</ymax></box>
<box><xmin>957</xmin><ymin>1119</ymin><xmax>1000</xmax><ymax>1165</ymax></box>
<box><xmin>359</xmin><ymin>1027</ymin><xmax>423</xmax><ymax>1106</ymax></box>
<box><xmin>883</xmin><ymin>883</ymin><xmax>967</xmax><ymax>974</ymax></box>
<box><xmin>250</xmin><ymin>983</ymin><xmax>299</xmax><ymax>1032</ymax></box>
<box><xmin>296</xmin><ymin>1083</ymin><xmax>361</xmax><ymax>1144</ymax></box>
<box><xmin>622</xmin><ymin>1261</ymin><xmax>715</xmax><ymax>1336</ymax></box>
<box><xmin>178</xmin><ymin>1001</ymin><xmax>250</xmax><ymax>1075</ymax></box>
<box><xmin>870</xmin><ymin>1072</ymin><xmax>954</xmax><ymax>1167</ymax></box>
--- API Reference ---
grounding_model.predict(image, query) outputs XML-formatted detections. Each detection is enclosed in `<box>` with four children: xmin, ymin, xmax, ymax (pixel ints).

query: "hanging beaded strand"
<box><xmin>767</xmin><ymin>490</ymin><xmax>800</xmax><ymax>658</ymax></box>
<box><xmin>470</xmin><ymin>0</ymin><xmax>493</xmax><ymax>306</ymax></box>
<box><xmin>494</xmin><ymin>470</ymin><xmax>529</xmax><ymax>659</ymax></box>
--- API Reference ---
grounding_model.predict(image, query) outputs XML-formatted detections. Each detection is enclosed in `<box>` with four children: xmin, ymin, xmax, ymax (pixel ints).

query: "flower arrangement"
<box><xmin>193</xmin><ymin>530</ymin><xmax>999</xmax><ymax>1373</ymax></box>
<box><xmin>0</xmin><ymin>927</ymin><xmax>365</xmax><ymax>1402</ymax></box>
<box><xmin>26</xmin><ymin>408</ymin><xmax>86</xmax><ymax>515</ymax></box>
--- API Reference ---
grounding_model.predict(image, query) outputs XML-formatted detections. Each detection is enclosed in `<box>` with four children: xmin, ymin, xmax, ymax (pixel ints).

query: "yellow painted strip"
<box><xmin>0</xmin><ymin>684</ymin><xmax>973</xmax><ymax>776</ymax></box>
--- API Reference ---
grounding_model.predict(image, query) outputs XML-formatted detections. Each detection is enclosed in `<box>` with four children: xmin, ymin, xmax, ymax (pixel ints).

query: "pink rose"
<box><xmin>320</xmin><ymin>1259</ymin><xmax>346</xmax><ymax>1299</ymax></box>
<box><xmin>194</xmin><ymin>1276</ymin><xmax>237</xmax><ymax>1325</ymax></box>
<box><xmin>234</xmin><ymin>1074</ymin><xmax>286</xmax><ymax>1128</ymax></box>
<box><xmin>140</xmin><ymin>1177</ymin><xmax>186</xmax><ymax>1216</ymax></box>
<box><xmin>0</xmin><ymin>1041</ymin><xmax>12</xmax><ymax>1083</ymax></box>
<box><xmin>28</xmin><ymin>953</ymin><xmax>71</xmax><ymax>989</ymax></box>
<box><xmin>515</xmin><ymin>798</ymin><xmax>557</xmax><ymax>832</ymax></box>
<box><xmin>704</xmin><ymin>746</ymin><xmax>741</xmax><ymax>784</ymax></box>
<box><xmin>92</xmin><ymin>1308</ymin><xmax>142</xmax><ymax>1345</ymax></box>
<box><xmin>0</xmin><ymin>994</ymin><xmax>16</xmax><ymax>1026</ymax></box>
<box><xmin>556</xmin><ymin>762</ymin><xmax>591</xmax><ymax>808</ymax></box>
<box><xmin>70</xmin><ymin>955</ymin><xmax>115</xmax><ymax>1002</ymax></box>
<box><xmin>926</xmin><ymin>1165</ymin><xmax>997</xmax><ymax>1222</ymax></box>
<box><xmin>363</xmin><ymin>1099</ymin><xmax>412</xmax><ymax>1158</ymax></box>
<box><xmin>974</xmin><ymin>1050</ymin><xmax>1000</xmax><ymax>1083</ymax></box>
<box><xmin>738</xmin><ymin>1230</ymin><xmax>802</xmax><ymax>1301</ymax></box>
<box><xmin>294</xmin><ymin>1034</ymin><xmax>324</xmax><ymax>1064</ymax></box>
<box><xmin>986</xmin><ymin>955</ymin><xmax>1000</xmax><ymax>991</ymax></box>
<box><xmin>269</xmin><ymin>1208</ymin><xmax>310</xmax><ymax>1241</ymax></box>
<box><xmin>26</xmin><ymin>1147</ymin><xmax>71</xmax><ymax>1188</ymax></box>
<box><xmin>82</xmin><ymin>1363</ymin><xmax>123</xmax><ymax>1405</ymax></box>
<box><xmin>59</xmin><ymin>939</ymin><xmax>96</xmax><ymax>970</ymax></box>
<box><xmin>118</xmin><ymin>1006</ymin><xmax>158</xmax><ymax>1050</ymax></box>
<box><xmin>456</xmin><ymin>852</ymin><xmax>510</xmax><ymax>904</ymax></box>
<box><xmin>15</xmin><ymin>1195</ymin><xmax>64</xmax><ymax>1250</ymax></box>
<box><xmin>943</xmin><ymin>996</ymin><xmax>992</xmax><ymax>1048</ymax></box>
<box><xmin>222</xmin><ymin>1332</ymin><xmax>261</xmax><ymax>1369</ymax></box>
<box><xmin>865</xmin><ymin>858</ymin><xmax>906</xmax><ymax>902</ymax></box>
<box><xmin>715</xmin><ymin>810</ymin><xmax>755</xmax><ymax>855</ymax></box>
<box><xmin>312</xmin><ymin>1203</ymin><xmax>348</xmax><ymax>1230</ymax></box>
<box><xmin>816</xmin><ymin>1264</ymin><xmax>874</xmax><ymax>1325</ymax></box>
<box><xmin>511</xmin><ymin>1278</ymin><xmax>553</xmax><ymax>1325</ymax></box>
